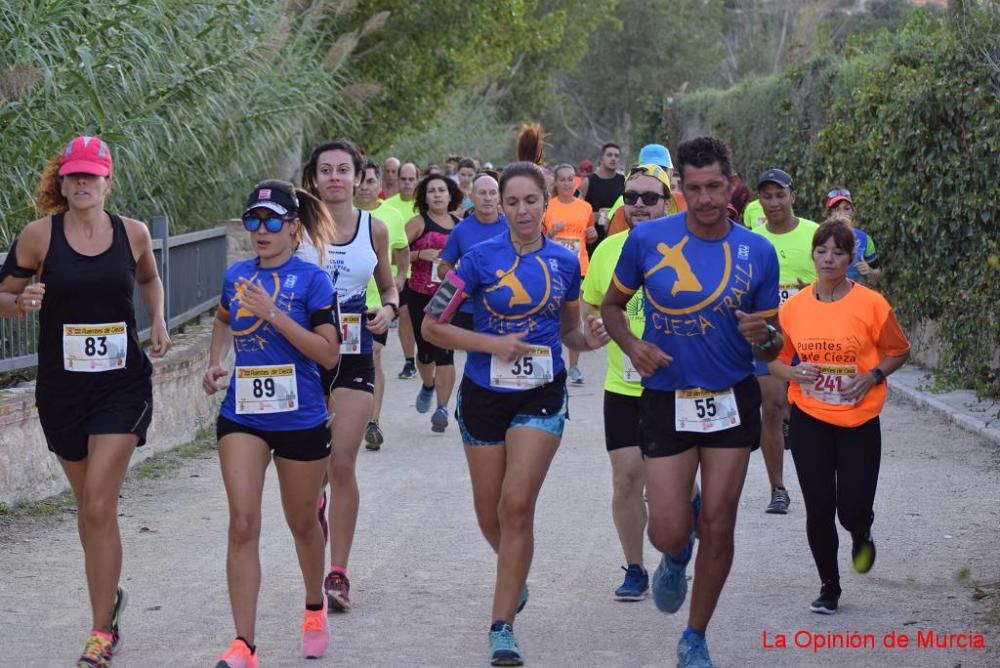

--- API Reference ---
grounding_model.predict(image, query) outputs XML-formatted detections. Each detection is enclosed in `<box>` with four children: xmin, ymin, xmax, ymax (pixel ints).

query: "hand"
<box><xmin>841</xmin><ymin>371</ymin><xmax>876</xmax><ymax>402</ymax></box>
<box><xmin>856</xmin><ymin>260</ymin><xmax>872</xmax><ymax>276</ymax></box>
<box><xmin>365</xmin><ymin>305</ymin><xmax>391</xmax><ymax>335</ymax></box>
<box><xmin>203</xmin><ymin>365</ymin><xmax>229</xmax><ymax>395</ymax></box>
<box><xmin>623</xmin><ymin>339</ymin><xmax>672</xmax><ymax>378</ymax></box>
<box><xmin>236</xmin><ymin>279</ymin><xmax>277</xmax><ymax>321</ymax></box>
<box><xmin>149</xmin><ymin>317</ymin><xmax>171</xmax><ymax>358</ymax></box>
<box><xmin>421</xmin><ymin>249</ymin><xmax>440</xmax><ymax>262</ymax></box>
<box><xmin>490</xmin><ymin>331</ymin><xmax>533</xmax><ymax>363</ymax></box>
<box><xmin>17</xmin><ymin>282</ymin><xmax>45</xmax><ymax>313</ymax></box>
<box><xmin>584</xmin><ymin>314</ymin><xmax>609</xmax><ymax>349</ymax></box>
<box><xmin>789</xmin><ymin>362</ymin><xmax>820</xmax><ymax>385</ymax></box>
<box><xmin>585</xmin><ymin>226</ymin><xmax>598</xmax><ymax>243</ymax></box>
<box><xmin>734</xmin><ymin>309</ymin><xmax>770</xmax><ymax>346</ymax></box>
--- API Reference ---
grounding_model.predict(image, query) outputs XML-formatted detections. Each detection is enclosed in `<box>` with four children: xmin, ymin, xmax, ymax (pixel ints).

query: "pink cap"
<box><xmin>58</xmin><ymin>136</ymin><xmax>113</xmax><ymax>177</ymax></box>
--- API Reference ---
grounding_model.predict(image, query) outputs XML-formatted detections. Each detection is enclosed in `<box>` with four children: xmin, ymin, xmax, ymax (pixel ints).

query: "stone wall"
<box><xmin>0</xmin><ymin>310</ymin><xmax>223</xmax><ymax>506</ymax></box>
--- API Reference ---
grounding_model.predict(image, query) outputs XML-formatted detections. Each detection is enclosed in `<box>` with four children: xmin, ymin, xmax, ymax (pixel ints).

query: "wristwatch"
<box><xmin>753</xmin><ymin>324</ymin><xmax>778</xmax><ymax>351</ymax></box>
<box><xmin>871</xmin><ymin>368</ymin><xmax>886</xmax><ymax>384</ymax></box>
<box><xmin>384</xmin><ymin>302</ymin><xmax>400</xmax><ymax>321</ymax></box>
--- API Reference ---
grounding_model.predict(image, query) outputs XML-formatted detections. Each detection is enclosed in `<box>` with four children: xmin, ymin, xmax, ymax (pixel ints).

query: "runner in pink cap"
<box><xmin>58</xmin><ymin>135</ymin><xmax>113</xmax><ymax>176</ymax></box>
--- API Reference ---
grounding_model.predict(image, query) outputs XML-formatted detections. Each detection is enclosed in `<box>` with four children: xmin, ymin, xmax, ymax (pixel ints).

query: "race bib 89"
<box><xmin>235</xmin><ymin>365</ymin><xmax>298</xmax><ymax>414</ymax></box>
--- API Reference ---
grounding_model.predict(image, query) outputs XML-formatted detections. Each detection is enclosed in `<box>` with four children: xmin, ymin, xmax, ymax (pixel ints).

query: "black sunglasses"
<box><xmin>623</xmin><ymin>190</ymin><xmax>666</xmax><ymax>206</ymax></box>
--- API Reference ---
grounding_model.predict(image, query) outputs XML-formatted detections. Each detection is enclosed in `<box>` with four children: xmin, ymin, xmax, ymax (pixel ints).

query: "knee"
<box><xmin>228</xmin><ymin>512</ymin><xmax>261</xmax><ymax>546</ymax></box>
<box><xmin>328</xmin><ymin>457</ymin><xmax>356</xmax><ymax>484</ymax></box>
<box><xmin>79</xmin><ymin>496</ymin><xmax>117</xmax><ymax>532</ymax></box>
<box><xmin>647</xmin><ymin>519</ymin><xmax>689</xmax><ymax>555</ymax></box>
<box><xmin>837</xmin><ymin>503</ymin><xmax>872</xmax><ymax>534</ymax></box>
<box><xmin>697</xmin><ymin>513</ymin><xmax>734</xmax><ymax>555</ymax></box>
<box><xmin>498</xmin><ymin>494</ymin><xmax>535</xmax><ymax>533</ymax></box>
<box><xmin>761</xmin><ymin>396</ymin><xmax>785</xmax><ymax>422</ymax></box>
<box><xmin>285</xmin><ymin>510</ymin><xmax>318</xmax><ymax>542</ymax></box>
<box><xmin>612</xmin><ymin>467</ymin><xmax>643</xmax><ymax>499</ymax></box>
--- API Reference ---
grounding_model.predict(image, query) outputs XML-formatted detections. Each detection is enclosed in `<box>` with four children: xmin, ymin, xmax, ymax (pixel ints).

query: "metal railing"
<box><xmin>0</xmin><ymin>216</ymin><xmax>227</xmax><ymax>373</ymax></box>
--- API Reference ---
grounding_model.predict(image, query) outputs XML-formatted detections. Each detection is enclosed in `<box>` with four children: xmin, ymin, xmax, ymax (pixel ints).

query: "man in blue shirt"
<box><xmin>437</xmin><ymin>173</ymin><xmax>508</xmax><ymax>329</ymax></box>
<box><xmin>602</xmin><ymin>136</ymin><xmax>782</xmax><ymax>668</ymax></box>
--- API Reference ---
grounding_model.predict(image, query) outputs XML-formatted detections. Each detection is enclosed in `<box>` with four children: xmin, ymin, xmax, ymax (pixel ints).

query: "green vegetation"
<box><xmin>664</xmin><ymin>2</ymin><xmax>1000</xmax><ymax>399</ymax></box>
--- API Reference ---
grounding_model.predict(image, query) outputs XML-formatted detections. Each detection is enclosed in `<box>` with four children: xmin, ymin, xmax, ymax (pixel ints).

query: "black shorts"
<box><xmin>639</xmin><ymin>375</ymin><xmax>762</xmax><ymax>458</ymax></box>
<box><xmin>407</xmin><ymin>290</ymin><xmax>455</xmax><ymax>366</ymax></box>
<box><xmin>456</xmin><ymin>372</ymin><xmax>568</xmax><ymax>445</ymax></box>
<box><xmin>372</xmin><ymin>329</ymin><xmax>388</xmax><ymax>347</ymax></box>
<box><xmin>320</xmin><ymin>354</ymin><xmax>376</xmax><ymax>395</ymax></box>
<box><xmin>216</xmin><ymin>415</ymin><xmax>330</xmax><ymax>462</ymax></box>
<box><xmin>37</xmin><ymin>392</ymin><xmax>152</xmax><ymax>462</ymax></box>
<box><xmin>604</xmin><ymin>391</ymin><xmax>641</xmax><ymax>452</ymax></box>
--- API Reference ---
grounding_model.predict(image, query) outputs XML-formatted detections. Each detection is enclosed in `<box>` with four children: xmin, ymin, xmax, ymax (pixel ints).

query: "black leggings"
<box><xmin>406</xmin><ymin>289</ymin><xmax>455</xmax><ymax>367</ymax></box>
<box><xmin>789</xmin><ymin>404</ymin><xmax>881</xmax><ymax>584</ymax></box>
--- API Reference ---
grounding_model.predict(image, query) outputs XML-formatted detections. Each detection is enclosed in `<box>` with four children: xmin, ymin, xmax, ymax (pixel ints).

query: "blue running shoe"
<box><xmin>614</xmin><ymin>564</ymin><xmax>649</xmax><ymax>601</ymax></box>
<box><xmin>489</xmin><ymin>622</ymin><xmax>523</xmax><ymax>666</ymax></box>
<box><xmin>517</xmin><ymin>584</ymin><xmax>529</xmax><ymax>613</ymax></box>
<box><xmin>652</xmin><ymin>551</ymin><xmax>689</xmax><ymax>613</ymax></box>
<box><xmin>677</xmin><ymin>631</ymin><xmax>716</xmax><ymax>668</ymax></box>
<box><xmin>431</xmin><ymin>406</ymin><xmax>448</xmax><ymax>432</ymax></box>
<box><xmin>416</xmin><ymin>385</ymin><xmax>434</xmax><ymax>413</ymax></box>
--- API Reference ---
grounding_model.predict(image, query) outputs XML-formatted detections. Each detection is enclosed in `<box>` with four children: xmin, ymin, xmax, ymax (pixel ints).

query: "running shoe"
<box><xmin>852</xmin><ymin>531</ymin><xmax>876</xmax><ymax>574</ymax></box>
<box><xmin>809</xmin><ymin>581</ymin><xmax>841</xmax><ymax>614</ymax></box>
<box><xmin>416</xmin><ymin>385</ymin><xmax>434</xmax><ymax>413</ymax></box>
<box><xmin>317</xmin><ymin>489</ymin><xmax>328</xmax><ymax>544</ymax></box>
<box><xmin>568</xmin><ymin>365</ymin><xmax>584</xmax><ymax>385</ymax></box>
<box><xmin>489</xmin><ymin>622</ymin><xmax>524</xmax><ymax>666</ymax></box>
<box><xmin>676</xmin><ymin>632</ymin><xmax>716</xmax><ymax>668</ymax></box>
<box><xmin>215</xmin><ymin>638</ymin><xmax>258</xmax><ymax>668</ymax></box>
<box><xmin>324</xmin><ymin>570</ymin><xmax>351</xmax><ymax>612</ymax></box>
<box><xmin>652</xmin><ymin>490</ymin><xmax>699</xmax><ymax>614</ymax></box>
<box><xmin>614</xmin><ymin>564</ymin><xmax>649</xmax><ymax>601</ymax></box>
<box><xmin>77</xmin><ymin>630</ymin><xmax>113</xmax><ymax>668</ymax></box>
<box><xmin>431</xmin><ymin>406</ymin><xmax>449</xmax><ymax>432</ymax></box>
<box><xmin>364</xmin><ymin>421</ymin><xmax>384</xmax><ymax>451</ymax></box>
<box><xmin>110</xmin><ymin>586</ymin><xmax>128</xmax><ymax>653</ymax></box>
<box><xmin>766</xmin><ymin>487</ymin><xmax>791</xmax><ymax>514</ymax></box>
<box><xmin>302</xmin><ymin>600</ymin><xmax>329</xmax><ymax>659</ymax></box>
<box><xmin>398</xmin><ymin>360</ymin><xmax>417</xmax><ymax>379</ymax></box>
<box><xmin>517</xmin><ymin>584</ymin><xmax>529</xmax><ymax>613</ymax></box>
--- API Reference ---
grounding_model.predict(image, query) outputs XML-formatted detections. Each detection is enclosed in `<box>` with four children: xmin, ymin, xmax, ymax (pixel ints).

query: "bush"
<box><xmin>664</xmin><ymin>3</ymin><xmax>1000</xmax><ymax>398</ymax></box>
<box><xmin>0</xmin><ymin>0</ymin><xmax>355</xmax><ymax>243</ymax></box>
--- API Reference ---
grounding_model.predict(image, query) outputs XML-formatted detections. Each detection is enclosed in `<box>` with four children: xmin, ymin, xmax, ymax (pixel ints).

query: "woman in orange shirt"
<box><xmin>769</xmin><ymin>218</ymin><xmax>910</xmax><ymax>616</ymax></box>
<box><xmin>544</xmin><ymin>163</ymin><xmax>595</xmax><ymax>384</ymax></box>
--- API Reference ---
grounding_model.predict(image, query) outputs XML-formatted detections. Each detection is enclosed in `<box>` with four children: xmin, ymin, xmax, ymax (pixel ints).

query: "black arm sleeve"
<box><xmin>309</xmin><ymin>306</ymin><xmax>341</xmax><ymax>343</ymax></box>
<box><xmin>0</xmin><ymin>241</ymin><xmax>35</xmax><ymax>283</ymax></box>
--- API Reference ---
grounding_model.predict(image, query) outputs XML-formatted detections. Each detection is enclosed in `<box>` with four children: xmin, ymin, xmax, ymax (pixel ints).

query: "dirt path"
<box><xmin>1</xmin><ymin>344</ymin><xmax>997</xmax><ymax>667</ymax></box>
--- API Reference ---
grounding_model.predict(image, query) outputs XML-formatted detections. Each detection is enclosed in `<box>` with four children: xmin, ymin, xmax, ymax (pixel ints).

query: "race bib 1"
<box><xmin>235</xmin><ymin>365</ymin><xmax>298</xmax><ymax>414</ymax></box>
<box><xmin>779</xmin><ymin>284</ymin><xmax>800</xmax><ymax>306</ymax></box>
<box><xmin>63</xmin><ymin>322</ymin><xmax>127</xmax><ymax>372</ymax></box>
<box><xmin>622</xmin><ymin>352</ymin><xmax>642</xmax><ymax>384</ymax></box>
<box><xmin>675</xmin><ymin>387</ymin><xmax>741</xmax><ymax>433</ymax></box>
<box><xmin>801</xmin><ymin>364</ymin><xmax>860</xmax><ymax>405</ymax></box>
<box><xmin>490</xmin><ymin>345</ymin><xmax>553</xmax><ymax>389</ymax></box>
<box><xmin>555</xmin><ymin>236</ymin><xmax>580</xmax><ymax>255</ymax></box>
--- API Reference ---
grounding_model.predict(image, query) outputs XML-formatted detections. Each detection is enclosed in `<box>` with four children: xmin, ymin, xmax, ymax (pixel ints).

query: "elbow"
<box><xmin>422</xmin><ymin>317</ymin><xmax>443</xmax><ymax>347</ymax></box>
<box><xmin>319</xmin><ymin>349</ymin><xmax>340</xmax><ymax>370</ymax></box>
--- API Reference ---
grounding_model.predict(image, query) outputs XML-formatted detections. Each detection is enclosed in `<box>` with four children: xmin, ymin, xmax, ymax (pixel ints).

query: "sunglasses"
<box><xmin>827</xmin><ymin>188</ymin><xmax>851</xmax><ymax>199</ymax></box>
<box><xmin>623</xmin><ymin>190</ymin><xmax>667</xmax><ymax>206</ymax></box>
<box><xmin>242</xmin><ymin>214</ymin><xmax>293</xmax><ymax>233</ymax></box>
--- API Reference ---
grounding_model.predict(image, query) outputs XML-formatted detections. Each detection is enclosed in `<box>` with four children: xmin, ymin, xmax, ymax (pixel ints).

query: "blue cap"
<box><xmin>637</xmin><ymin>144</ymin><xmax>672</xmax><ymax>169</ymax></box>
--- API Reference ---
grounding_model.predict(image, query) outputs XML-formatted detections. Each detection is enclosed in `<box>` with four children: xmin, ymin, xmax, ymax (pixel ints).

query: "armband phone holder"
<box><xmin>424</xmin><ymin>270</ymin><xmax>466</xmax><ymax>323</ymax></box>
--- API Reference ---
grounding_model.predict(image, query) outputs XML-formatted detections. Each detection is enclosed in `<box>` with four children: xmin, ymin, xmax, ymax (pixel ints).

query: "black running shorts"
<box><xmin>37</xmin><ymin>392</ymin><xmax>152</xmax><ymax>462</ymax></box>
<box><xmin>216</xmin><ymin>416</ymin><xmax>331</xmax><ymax>461</ymax></box>
<box><xmin>603</xmin><ymin>390</ymin><xmax>642</xmax><ymax>452</ymax></box>
<box><xmin>320</xmin><ymin>354</ymin><xmax>376</xmax><ymax>395</ymax></box>
<box><xmin>639</xmin><ymin>375</ymin><xmax>762</xmax><ymax>458</ymax></box>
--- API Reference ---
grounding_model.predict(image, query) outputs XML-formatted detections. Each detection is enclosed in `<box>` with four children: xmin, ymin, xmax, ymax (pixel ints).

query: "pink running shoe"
<box><xmin>215</xmin><ymin>638</ymin><xmax>259</xmax><ymax>668</ymax></box>
<box><xmin>302</xmin><ymin>600</ymin><xmax>330</xmax><ymax>659</ymax></box>
<box><xmin>324</xmin><ymin>570</ymin><xmax>351</xmax><ymax>612</ymax></box>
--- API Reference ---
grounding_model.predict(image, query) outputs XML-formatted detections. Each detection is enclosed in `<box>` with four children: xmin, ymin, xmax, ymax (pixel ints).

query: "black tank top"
<box><xmin>36</xmin><ymin>213</ymin><xmax>151</xmax><ymax>399</ymax></box>
<box><xmin>584</xmin><ymin>172</ymin><xmax>626</xmax><ymax>211</ymax></box>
